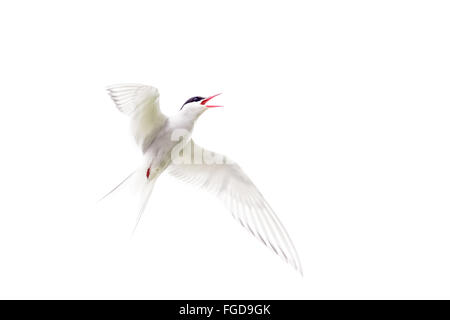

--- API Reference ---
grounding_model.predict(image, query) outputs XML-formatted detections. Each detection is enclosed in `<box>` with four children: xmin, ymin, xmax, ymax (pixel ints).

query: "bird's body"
<box><xmin>142</xmin><ymin>118</ymin><xmax>181</xmax><ymax>181</ymax></box>
<box><xmin>104</xmin><ymin>83</ymin><xmax>302</xmax><ymax>273</ymax></box>
<box><xmin>138</xmin><ymin>101</ymin><xmax>204</xmax><ymax>180</ymax></box>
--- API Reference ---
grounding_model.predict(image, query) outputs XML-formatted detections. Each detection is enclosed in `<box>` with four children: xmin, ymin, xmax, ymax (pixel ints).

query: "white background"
<box><xmin>0</xmin><ymin>0</ymin><xmax>449</xmax><ymax>299</ymax></box>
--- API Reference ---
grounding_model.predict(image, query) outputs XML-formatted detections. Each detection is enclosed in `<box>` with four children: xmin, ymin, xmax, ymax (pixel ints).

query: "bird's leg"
<box><xmin>146</xmin><ymin>167</ymin><xmax>151</xmax><ymax>179</ymax></box>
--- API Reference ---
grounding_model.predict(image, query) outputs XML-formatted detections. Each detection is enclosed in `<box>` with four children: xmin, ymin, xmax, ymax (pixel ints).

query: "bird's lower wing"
<box><xmin>167</xmin><ymin>140</ymin><xmax>302</xmax><ymax>273</ymax></box>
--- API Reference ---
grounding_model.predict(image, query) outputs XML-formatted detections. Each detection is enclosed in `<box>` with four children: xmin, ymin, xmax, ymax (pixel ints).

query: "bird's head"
<box><xmin>179</xmin><ymin>94</ymin><xmax>223</xmax><ymax>119</ymax></box>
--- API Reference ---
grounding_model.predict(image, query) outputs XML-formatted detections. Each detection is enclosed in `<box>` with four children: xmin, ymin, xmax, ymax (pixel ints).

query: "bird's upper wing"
<box><xmin>167</xmin><ymin>140</ymin><xmax>302</xmax><ymax>272</ymax></box>
<box><xmin>106</xmin><ymin>84</ymin><xmax>167</xmax><ymax>151</ymax></box>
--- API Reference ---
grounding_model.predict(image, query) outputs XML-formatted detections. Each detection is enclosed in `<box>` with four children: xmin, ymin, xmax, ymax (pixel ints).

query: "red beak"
<box><xmin>201</xmin><ymin>93</ymin><xmax>223</xmax><ymax>108</ymax></box>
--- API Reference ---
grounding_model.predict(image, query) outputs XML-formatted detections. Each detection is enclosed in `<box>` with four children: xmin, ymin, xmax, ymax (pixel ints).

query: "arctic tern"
<box><xmin>103</xmin><ymin>84</ymin><xmax>302</xmax><ymax>273</ymax></box>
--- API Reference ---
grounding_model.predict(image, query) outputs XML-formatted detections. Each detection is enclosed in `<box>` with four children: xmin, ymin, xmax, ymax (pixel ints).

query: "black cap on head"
<box><xmin>180</xmin><ymin>96</ymin><xmax>205</xmax><ymax>110</ymax></box>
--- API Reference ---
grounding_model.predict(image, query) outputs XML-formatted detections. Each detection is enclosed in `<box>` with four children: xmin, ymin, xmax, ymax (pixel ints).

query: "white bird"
<box><xmin>102</xmin><ymin>83</ymin><xmax>302</xmax><ymax>273</ymax></box>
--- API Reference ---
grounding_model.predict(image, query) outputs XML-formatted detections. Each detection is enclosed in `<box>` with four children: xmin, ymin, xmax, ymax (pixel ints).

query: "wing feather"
<box><xmin>168</xmin><ymin>140</ymin><xmax>302</xmax><ymax>272</ymax></box>
<box><xmin>106</xmin><ymin>83</ymin><xmax>167</xmax><ymax>151</ymax></box>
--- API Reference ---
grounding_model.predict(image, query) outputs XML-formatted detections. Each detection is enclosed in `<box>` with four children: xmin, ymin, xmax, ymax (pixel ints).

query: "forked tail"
<box><xmin>98</xmin><ymin>171</ymin><xmax>136</xmax><ymax>202</ymax></box>
<box><xmin>132</xmin><ymin>178</ymin><xmax>156</xmax><ymax>233</ymax></box>
<box><xmin>99</xmin><ymin>168</ymin><xmax>157</xmax><ymax>233</ymax></box>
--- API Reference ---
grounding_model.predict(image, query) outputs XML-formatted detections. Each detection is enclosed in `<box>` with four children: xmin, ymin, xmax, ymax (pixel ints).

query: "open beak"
<box><xmin>201</xmin><ymin>93</ymin><xmax>223</xmax><ymax>108</ymax></box>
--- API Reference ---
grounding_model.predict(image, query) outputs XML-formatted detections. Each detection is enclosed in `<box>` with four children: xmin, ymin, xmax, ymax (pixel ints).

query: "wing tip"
<box><xmin>294</xmin><ymin>260</ymin><xmax>304</xmax><ymax>277</ymax></box>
